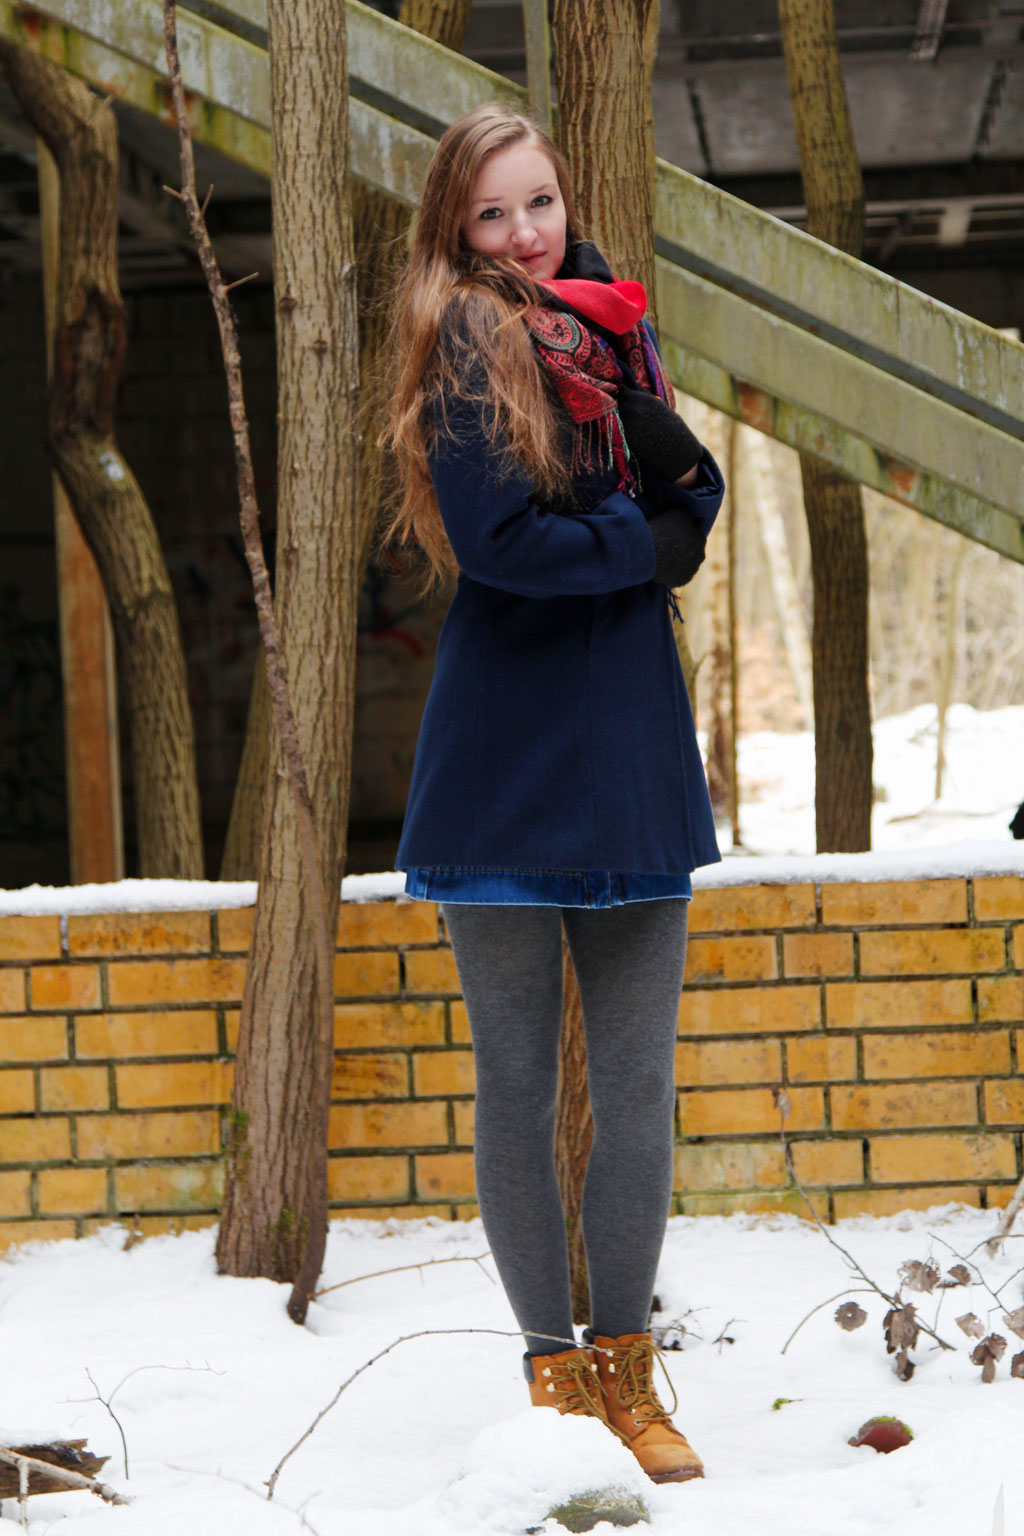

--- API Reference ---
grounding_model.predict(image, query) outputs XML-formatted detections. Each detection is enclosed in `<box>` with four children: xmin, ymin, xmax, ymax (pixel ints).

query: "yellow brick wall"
<box><xmin>0</xmin><ymin>876</ymin><xmax>1021</xmax><ymax>1244</ymax></box>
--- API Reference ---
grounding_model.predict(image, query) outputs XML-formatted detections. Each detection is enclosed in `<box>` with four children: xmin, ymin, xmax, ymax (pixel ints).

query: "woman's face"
<box><xmin>461</xmin><ymin>141</ymin><xmax>567</xmax><ymax>282</ymax></box>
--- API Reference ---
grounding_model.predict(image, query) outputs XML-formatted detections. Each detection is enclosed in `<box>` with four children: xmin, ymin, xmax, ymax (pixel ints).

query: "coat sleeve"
<box><xmin>429</xmin><ymin>390</ymin><xmax>658</xmax><ymax>599</ymax></box>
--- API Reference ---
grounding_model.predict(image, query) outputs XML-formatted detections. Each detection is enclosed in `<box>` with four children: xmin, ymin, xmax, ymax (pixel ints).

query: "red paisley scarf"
<box><xmin>527</xmin><ymin>247</ymin><xmax>675</xmax><ymax>491</ymax></box>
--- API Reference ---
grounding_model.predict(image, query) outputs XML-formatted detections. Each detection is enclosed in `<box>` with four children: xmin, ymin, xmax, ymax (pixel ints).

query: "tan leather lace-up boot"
<box><xmin>584</xmin><ymin>1329</ymin><xmax>705</xmax><ymax>1483</ymax></box>
<box><xmin>523</xmin><ymin>1345</ymin><xmax>612</xmax><ymax>1426</ymax></box>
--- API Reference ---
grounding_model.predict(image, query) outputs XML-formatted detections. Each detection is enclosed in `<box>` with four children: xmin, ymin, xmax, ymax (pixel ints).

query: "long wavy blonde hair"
<box><xmin>378</xmin><ymin>104</ymin><xmax>585</xmax><ymax>599</ymax></box>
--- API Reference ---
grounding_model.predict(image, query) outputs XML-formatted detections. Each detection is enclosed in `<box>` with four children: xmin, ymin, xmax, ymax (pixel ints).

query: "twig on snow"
<box><xmin>780</xmin><ymin>1286</ymin><xmax>876</xmax><ymax>1355</ymax></box>
<box><xmin>265</xmin><ymin>1326</ymin><xmax>584</xmax><ymax>1500</ymax></box>
<box><xmin>74</xmin><ymin>1362</ymin><xmax>226</xmax><ymax>1479</ymax></box>
<box><xmin>312</xmin><ymin>1252</ymin><xmax>494</xmax><ymax>1299</ymax></box>
<box><xmin>0</xmin><ymin>1447</ymin><xmax>128</xmax><ymax>1510</ymax></box>
<box><xmin>988</xmin><ymin>1174</ymin><xmax>1024</xmax><ymax>1258</ymax></box>
<box><xmin>773</xmin><ymin>1089</ymin><xmax>955</xmax><ymax>1352</ymax></box>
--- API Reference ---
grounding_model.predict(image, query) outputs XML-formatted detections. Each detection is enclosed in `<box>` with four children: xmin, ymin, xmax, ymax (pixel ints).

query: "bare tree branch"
<box><xmin>0</xmin><ymin>1447</ymin><xmax>128</xmax><ymax>1508</ymax></box>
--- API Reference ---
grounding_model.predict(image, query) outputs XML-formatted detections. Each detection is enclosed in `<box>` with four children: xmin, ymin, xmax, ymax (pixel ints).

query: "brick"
<box><xmin>116</xmin><ymin>1061</ymin><xmax>233</xmax><ymax>1109</ymax></box>
<box><xmin>114</xmin><ymin>1163</ymin><xmax>223</xmax><ymax>1212</ymax></box>
<box><xmin>786</xmin><ymin>1035</ymin><xmax>857</xmax><ymax>1083</ymax></box>
<box><xmin>332</xmin><ymin>1053</ymin><xmax>408</xmax><ymax>1099</ymax></box>
<box><xmin>403</xmin><ymin>948</ymin><xmax>461</xmax><ymax>994</ymax></box>
<box><xmin>687</xmin><ymin>884</ymin><xmax>816</xmax><ymax>932</ymax></box>
<box><xmin>77</xmin><ymin>1111</ymin><xmax>221</xmax><ymax>1160</ymax></box>
<box><xmin>0</xmin><ymin>1016</ymin><xmax>68</xmax><ymax>1061</ymax></box>
<box><xmin>782</xmin><ymin>933</ymin><xmax>854</xmax><ymax>978</ymax></box>
<box><xmin>826</xmin><ymin>979</ymin><xmax>972</xmax><ymax>1029</ymax></box>
<box><xmin>0</xmin><ymin>915</ymin><xmax>62</xmax><ymax>961</ymax></box>
<box><xmin>973</xmin><ymin>876</ymin><xmax>1024</xmax><ymax>921</ymax></box>
<box><xmin>38</xmin><ymin>1167</ymin><xmax>108</xmax><ymax>1215</ymax></box>
<box><xmin>833</xmin><ymin>1185</ymin><xmax>981</xmax><ymax>1219</ymax></box>
<box><xmin>106</xmin><ymin>958</ymin><xmax>246</xmax><ymax>1007</ymax></box>
<box><xmin>328</xmin><ymin>1101</ymin><xmax>448</xmax><ymax>1149</ymax></box>
<box><xmin>977</xmin><ymin>976</ymin><xmax>1023</xmax><ymax>1023</ymax></box>
<box><xmin>863</xmin><ymin>1031</ymin><xmax>1010</xmax><ymax>1080</ymax></box>
<box><xmin>334</xmin><ymin>951</ymin><xmax>401</xmax><ymax>997</ymax></box>
<box><xmin>678</xmin><ymin>1189</ymin><xmax>828</xmax><ymax>1219</ymax></box>
<box><xmin>674</xmin><ymin>1140</ymin><xmax>786</xmax><ymax>1191</ymax></box>
<box><xmin>413</xmin><ymin>1051</ymin><xmax>476</xmax><ymax>1097</ymax></box>
<box><xmin>333</xmin><ymin>1001</ymin><xmax>445</xmax><ymax>1049</ymax></box>
<box><xmin>0</xmin><ymin>1219</ymin><xmax>75</xmax><ymax>1249</ymax></box>
<box><xmin>453</xmin><ymin>1201</ymin><xmax>480</xmax><ymax>1220</ymax></box>
<box><xmin>791</xmin><ymin>1139</ymin><xmax>863</xmax><ymax>1186</ymax></box>
<box><xmin>66</xmin><ymin>912</ymin><xmax>210</xmax><ymax>957</ymax></box>
<box><xmin>684</xmin><ymin>937</ymin><xmax>777</xmax><ymax>985</ymax></box>
<box><xmin>677</xmin><ymin>1086</ymin><xmax>823</xmax><ymax>1136</ymax></box>
<box><xmin>0</xmin><ymin>1071</ymin><xmax>35</xmax><ymax>1112</ymax></box>
<box><xmin>1015</xmin><ymin>926</ymin><xmax>1024</xmax><ymax>971</ymax></box>
<box><xmin>675</xmin><ymin>1038</ymin><xmax>781</xmax><ymax>1087</ymax></box>
<box><xmin>0</xmin><ymin>969</ymin><xmax>26</xmax><ymax>1012</ymax></box>
<box><xmin>859</xmin><ymin>929</ymin><xmax>1004</xmax><ymax>977</ymax></box>
<box><xmin>450</xmin><ymin>1002</ymin><xmax>471</xmax><ymax>1044</ymax></box>
<box><xmin>869</xmin><ymin>1132</ymin><xmax>1016</xmax><ymax>1184</ymax></box>
<box><xmin>0</xmin><ymin>1119</ymin><xmax>70</xmax><ymax>1162</ymax></box>
<box><xmin>0</xmin><ymin>1171</ymin><xmax>31</xmax><ymax>1216</ymax></box>
<box><xmin>833</xmin><ymin>1081</ymin><xmax>976</xmax><ymax>1131</ymax></box>
<box><xmin>453</xmin><ymin>1102</ymin><xmax>475</xmax><ymax>1144</ymax></box>
<box><xmin>822</xmin><ymin>879</ymin><xmax>967</xmax><ymax>927</ymax></box>
<box><xmin>39</xmin><ymin>1067</ymin><xmax>109</xmax><ymax>1112</ymax></box>
<box><xmin>216</xmin><ymin>908</ymin><xmax>253</xmax><ymax>952</ymax></box>
<box><xmin>75</xmin><ymin>1010</ymin><xmax>220</xmax><ymax>1059</ymax></box>
<box><xmin>679</xmin><ymin>986</ymin><xmax>820</xmax><ymax>1036</ymax></box>
<box><xmin>983</xmin><ymin>1080</ymin><xmax>1024</xmax><ymax>1124</ymax></box>
<box><xmin>30</xmin><ymin>965</ymin><xmax>100</xmax><ymax>1010</ymax></box>
<box><xmin>337</xmin><ymin>900</ymin><xmax>439</xmax><ymax>948</ymax></box>
<box><xmin>986</xmin><ymin>1184</ymin><xmax>1018</xmax><ymax>1209</ymax></box>
<box><xmin>327</xmin><ymin>1155</ymin><xmax>409</xmax><ymax>1203</ymax></box>
<box><xmin>415</xmin><ymin>1152</ymin><xmax>476</xmax><ymax>1199</ymax></box>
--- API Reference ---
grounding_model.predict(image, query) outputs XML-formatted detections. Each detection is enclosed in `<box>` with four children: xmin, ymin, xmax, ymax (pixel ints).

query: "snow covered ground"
<box><xmin>3</xmin><ymin>1206</ymin><xmax>1022</xmax><ymax>1536</ymax></box>
<box><xmin>731</xmin><ymin>701</ymin><xmax>1024</xmax><ymax>859</ymax></box>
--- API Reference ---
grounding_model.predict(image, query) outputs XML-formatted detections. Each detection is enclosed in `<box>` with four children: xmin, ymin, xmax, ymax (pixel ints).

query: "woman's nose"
<box><xmin>509</xmin><ymin>212</ymin><xmax>534</xmax><ymax>246</ymax></box>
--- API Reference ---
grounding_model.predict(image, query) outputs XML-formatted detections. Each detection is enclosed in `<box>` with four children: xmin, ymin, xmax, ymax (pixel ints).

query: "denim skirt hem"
<box><xmin>400</xmin><ymin>866</ymin><xmax>692</xmax><ymax>908</ymax></box>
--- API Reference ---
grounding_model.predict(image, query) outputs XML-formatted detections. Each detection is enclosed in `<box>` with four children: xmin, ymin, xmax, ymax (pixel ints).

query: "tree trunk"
<box><xmin>551</xmin><ymin>0</ymin><xmax>658</xmax><ymax>1322</ymax></box>
<box><xmin>778</xmin><ymin>0</ymin><xmax>873</xmax><ymax>852</ymax></box>
<box><xmin>0</xmin><ymin>42</ymin><xmax>204</xmax><ymax>877</ymax></box>
<box><xmin>215</xmin><ymin>0</ymin><xmax>359</xmax><ymax>1290</ymax></box>
<box><xmin>220</xmin><ymin>0</ymin><xmax>472</xmax><ymax>880</ymax></box>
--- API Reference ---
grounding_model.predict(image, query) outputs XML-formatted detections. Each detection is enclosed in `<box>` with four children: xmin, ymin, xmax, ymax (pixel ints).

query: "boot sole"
<box><xmin>645</xmin><ymin>1467</ymin><xmax>705</xmax><ymax>1484</ymax></box>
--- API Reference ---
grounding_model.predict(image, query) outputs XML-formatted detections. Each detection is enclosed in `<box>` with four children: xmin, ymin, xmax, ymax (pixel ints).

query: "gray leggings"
<box><xmin>440</xmin><ymin>898</ymin><xmax>688</xmax><ymax>1356</ymax></box>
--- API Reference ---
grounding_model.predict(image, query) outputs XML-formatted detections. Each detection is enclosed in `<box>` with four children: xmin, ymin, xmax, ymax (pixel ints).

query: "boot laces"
<box><xmin>610</xmin><ymin>1338</ymin><xmax>679</xmax><ymax>1427</ymax></box>
<box><xmin>545</xmin><ymin>1352</ymin><xmax>610</xmax><ymax>1421</ymax></box>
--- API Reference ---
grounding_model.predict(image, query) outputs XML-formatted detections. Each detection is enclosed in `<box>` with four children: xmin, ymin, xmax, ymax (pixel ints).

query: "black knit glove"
<box><xmin>616</xmin><ymin>387</ymin><xmax>703</xmax><ymax>481</ymax></box>
<box><xmin>647</xmin><ymin>508</ymin><xmax>707</xmax><ymax>588</ymax></box>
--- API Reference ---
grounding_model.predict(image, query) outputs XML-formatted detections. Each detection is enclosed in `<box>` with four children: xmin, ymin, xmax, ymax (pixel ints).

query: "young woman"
<box><xmin>381</xmin><ymin>104</ymin><xmax>725</xmax><ymax>1484</ymax></box>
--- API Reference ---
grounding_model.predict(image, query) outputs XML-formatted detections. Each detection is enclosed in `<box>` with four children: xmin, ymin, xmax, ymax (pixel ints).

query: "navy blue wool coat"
<box><xmin>394</xmin><ymin>315</ymin><xmax>725</xmax><ymax>880</ymax></box>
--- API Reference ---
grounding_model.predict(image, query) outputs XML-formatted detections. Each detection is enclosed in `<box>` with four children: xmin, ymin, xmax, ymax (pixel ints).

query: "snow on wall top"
<box><xmin>0</xmin><ymin>841</ymin><xmax>1021</xmax><ymax>916</ymax></box>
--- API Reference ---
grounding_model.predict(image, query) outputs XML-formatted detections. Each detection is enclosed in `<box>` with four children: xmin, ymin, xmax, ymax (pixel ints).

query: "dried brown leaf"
<box><xmin>894</xmin><ymin>1348</ymin><xmax>915</xmax><ymax>1381</ymax></box>
<box><xmin>1011</xmin><ymin>1351</ymin><xmax>1024</xmax><ymax>1380</ymax></box>
<box><xmin>940</xmin><ymin>1263</ymin><xmax>972</xmax><ymax>1288</ymax></box>
<box><xmin>970</xmin><ymin>1334</ymin><xmax>1007</xmax><ymax>1384</ymax></box>
<box><xmin>883</xmin><ymin>1304</ymin><xmax>919</xmax><ymax>1355</ymax></box>
<box><xmin>956</xmin><ymin>1312</ymin><xmax>985</xmax><ymax>1339</ymax></box>
<box><xmin>835</xmin><ymin>1301</ymin><xmax>868</xmax><ymax>1332</ymax></box>
<box><xmin>899</xmin><ymin>1260</ymin><xmax>940</xmax><ymax>1294</ymax></box>
<box><xmin>1001</xmin><ymin>1306</ymin><xmax>1024</xmax><ymax>1340</ymax></box>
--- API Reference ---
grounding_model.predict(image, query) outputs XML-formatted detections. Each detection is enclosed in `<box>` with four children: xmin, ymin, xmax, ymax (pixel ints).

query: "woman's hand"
<box><xmin>675</xmin><ymin>462</ymin><xmax>700</xmax><ymax>488</ymax></box>
<box><xmin>614</xmin><ymin>387</ymin><xmax>703</xmax><ymax>482</ymax></box>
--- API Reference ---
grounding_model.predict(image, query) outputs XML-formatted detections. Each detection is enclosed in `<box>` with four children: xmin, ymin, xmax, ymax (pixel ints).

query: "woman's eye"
<box><xmin>532</xmin><ymin>194</ymin><xmax>553</xmax><ymax>207</ymax></box>
<box><xmin>479</xmin><ymin>207</ymin><xmax>502</xmax><ymax>221</ymax></box>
